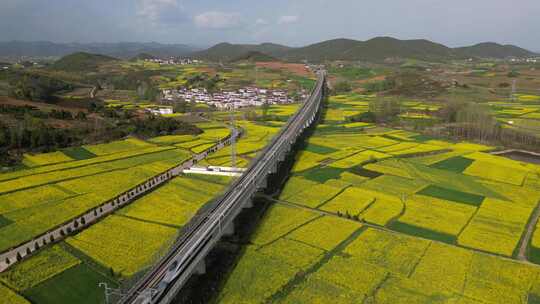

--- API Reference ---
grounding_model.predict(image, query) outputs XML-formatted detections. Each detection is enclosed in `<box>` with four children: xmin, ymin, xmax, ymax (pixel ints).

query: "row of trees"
<box><xmin>133</xmin><ymin>116</ymin><xmax>202</xmax><ymax>137</ymax></box>
<box><xmin>0</xmin><ymin>108</ymin><xmax>202</xmax><ymax>166</ymax></box>
<box><xmin>185</xmin><ymin>73</ymin><xmax>224</xmax><ymax>92</ymax></box>
<box><xmin>431</xmin><ymin>101</ymin><xmax>540</xmax><ymax>148</ymax></box>
<box><xmin>0</xmin><ymin>105</ymin><xmax>86</xmax><ymax>120</ymax></box>
<box><xmin>0</xmin><ymin>118</ymin><xmax>82</xmax><ymax>165</ymax></box>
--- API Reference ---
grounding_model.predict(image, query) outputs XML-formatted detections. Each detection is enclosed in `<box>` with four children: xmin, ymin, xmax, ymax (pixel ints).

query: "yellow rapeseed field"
<box><xmin>360</xmin><ymin>195</ymin><xmax>404</xmax><ymax>226</ymax></box>
<box><xmin>290</xmin><ymin>151</ymin><xmax>327</xmax><ymax>172</ymax></box>
<box><xmin>313</xmin><ymin>255</ymin><xmax>387</xmax><ymax>295</ymax></box>
<box><xmin>279</xmin><ymin>177</ymin><xmax>319</xmax><ymax>200</ymax></box>
<box><xmin>409</xmin><ymin>242</ymin><xmax>472</xmax><ymax>292</ymax></box>
<box><xmin>287</xmin><ymin>216</ymin><xmax>360</xmax><ymax>251</ymax></box>
<box><xmin>0</xmin><ymin>285</ymin><xmax>29</xmax><ymax>304</ymax></box>
<box><xmin>67</xmin><ymin>215</ymin><xmax>178</xmax><ymax>277</ymax></box>
<box><xmin>398</xmin><ymin>195</ymin><xmax>476</xmax><ymax>235</ymax></box>
<box><xmin>217</xmin><ymin>246</ymin><xmax>299</xmax><ymax>304</ymax></box>
<box><xmin>22</xmin><ymin>151</ymin><xmax>73</xmax><ymax>167</ymax></box>
<box><xmin>258</xmin><ymin>238</ymin><xmax>324</xmax><ymax>270</ymax></box>
<box><xmin>458</xmin><ymin>198</ymin><xmax>531</xmax><ymax>256</ymax></box>
<box><xmin>280</xmin><ymin>276</ymin><xmax>365</xmax><ymax>304</ymax></box>
<box><xmin>344</xmin><ymin>228</ymin><xmax>430</xmax><ymax>276</ymax></box>
<box><xmin>0</xmin><ymin>185</ymin><xmax>71</xmax><ymax>214</ymax></box>
<box><xmin>0</xmin><ymin>245</ymin><xmax>80</xmax><ymax>291</ymax></box>
<box><xmin>464</xmin><ymin>160</ymin><xmax>528</xmax><ymax>186</ymax></box>
<box><xmin>320</xmin><ymin>187</ymin><xmax>375</xmax><ymax>215</ymax></box>
<box><xmin>250</xmin><ymin>205</ymin><xmax>319</xmax><ymax>246</ymax></box>
<box><xmin>285</xmin><ymin>183</ymin><xmax>343</xmax><ymax>208</ymax></box>
<box><xmin>84</xmin><ymin>138</ymin><xmax>155</xmax><ymax>156</ymax></box>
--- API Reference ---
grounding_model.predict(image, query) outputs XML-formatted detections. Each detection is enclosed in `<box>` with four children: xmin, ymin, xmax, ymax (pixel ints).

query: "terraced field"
<box><xmin>488</xmin><ymin>95</ymin><xmax>540</xmax><ymax>137</ymax></box>
<box><xmin>217</xmin><ymin>93</ymin><xmax>540</xmax><ymax>303</ymax></box>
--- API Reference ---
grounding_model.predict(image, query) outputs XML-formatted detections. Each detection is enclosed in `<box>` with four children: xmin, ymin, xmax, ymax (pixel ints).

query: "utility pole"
<box><xmin>99</xmin><ymin>282</ymin><xmax>124</xmax><ymax>304</ymax></box>
<box><xmin>100</xmin><ymin>282</ymin><xmax>157</xmax><ymax>304</ymax></box>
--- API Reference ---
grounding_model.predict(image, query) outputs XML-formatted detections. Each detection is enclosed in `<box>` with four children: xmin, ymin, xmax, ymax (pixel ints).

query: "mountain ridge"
<box><xmin>1</xmin><ymin>38</ymin><xmax>537</xmax><ymax>63</ymax></box>
<box><xmin>195</xmin><ymin>37</ymin><xmax>538</xmax><ymax>62</ymax></box>
<box><xmin>0</xmin><ymin>41</ymin><xmax>200</xmax><ymax>59</ymax></box>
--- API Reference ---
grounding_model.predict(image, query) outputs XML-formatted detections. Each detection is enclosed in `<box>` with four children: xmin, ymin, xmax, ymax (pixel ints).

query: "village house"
<box><xmin>146</xmin><ymin>106</ymin><xmax>174</xmax><ymax>116</ymax></box>
<box><xmin>162</xmin><ymin>86</ymin><xmax>307</xmax><ymax>110</ymax></box>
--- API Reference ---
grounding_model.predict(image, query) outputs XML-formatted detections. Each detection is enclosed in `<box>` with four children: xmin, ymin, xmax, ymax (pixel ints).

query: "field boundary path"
<box><xmin>0</xmin><ymin>129</ymin><xmax>241</xmax><ymax>273</ymax></box>
<box><xmin>517</xmin><ymin>200</ymin><xmax>540</xmax><ymax>260</ymax></box>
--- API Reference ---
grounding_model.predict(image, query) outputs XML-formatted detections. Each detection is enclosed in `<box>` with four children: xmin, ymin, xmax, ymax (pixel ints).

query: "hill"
<box><xmin>192</xmin><ymin>37</ymin><xmax>537</xmax><ymax>63</ymax></box>
<box><xmin>0</xmin><ymin>41</ymin><xmax>199</xmax><ymax>59</ymax></box>
<box><xmin>231</xmin><ymin>51</ymin><xmax>277</xmax><ymax>62</ymax></box>
<box><xmin>282</xmin><ymin>37</ymin><xmax>457</xmax><ymax>62</ymax></box>
<box><xmin>454</xmin><ymin>42</ymin><xmax>537</xmax><ymax>58</ymax></box>
<box><xmin>51</xmin><ymin>52</ymin><xmax>118</xmax><ymax>71</ymax></box>
<box><xmin>191</xmin><ymin>42</ymin><xmax>292</xmax><ymax>61</ymax></box>
<box><xmin>2</xmin><ymin>38</ymin><xmax>536</xmax><ymax>63</ymax></box>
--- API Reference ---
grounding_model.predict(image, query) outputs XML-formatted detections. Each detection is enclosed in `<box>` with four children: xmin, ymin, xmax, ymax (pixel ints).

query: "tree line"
<box><xmin>8</xmin><ymin>72</ymin><xmax>73</xmax><ymax>102</ymax></box>
<box><xmin>0</xmin><ymin>107</ymin><xmax>202</xmax><ymax>166</ymax></box>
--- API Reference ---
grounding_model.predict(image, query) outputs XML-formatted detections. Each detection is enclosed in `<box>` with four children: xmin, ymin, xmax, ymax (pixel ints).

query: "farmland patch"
<box><xmin>417</xmin><ymin>185</ymin><xmax>485</xmax><ymax>206</ymax></box>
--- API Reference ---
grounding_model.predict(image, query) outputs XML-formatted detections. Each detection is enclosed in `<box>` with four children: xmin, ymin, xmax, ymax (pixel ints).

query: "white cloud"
<box><xmin>194</xmin><ymin>11</ymin><xmax>242</xmax><ymax>29</ymax></box>
<box><xmin>255</xmin><ymin>18</ymin><xmax>268</xmax><ymax>26</ymax></box>
<box><xmin>136</xmin><ymin>0</ymin><xmax>183</xmax><ymax>24</ymax></box>
<box><xmin>277</xmin><ymin>15</ymin><xmax>299</xmax><ymax>25</ymax></box>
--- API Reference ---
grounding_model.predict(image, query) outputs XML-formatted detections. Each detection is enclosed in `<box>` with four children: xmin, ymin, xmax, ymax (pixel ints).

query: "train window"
<box><xmin>168</xmin><ymin>261</ymin><xmax>178</xmax><ymax>271</ymax></box>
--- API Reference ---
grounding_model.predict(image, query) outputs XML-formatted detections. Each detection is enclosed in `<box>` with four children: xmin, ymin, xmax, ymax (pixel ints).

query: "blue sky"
<box><xmin>1</xmin><ymin>0</ymin><xmax>539</xmax><ymax>50</ymax></box>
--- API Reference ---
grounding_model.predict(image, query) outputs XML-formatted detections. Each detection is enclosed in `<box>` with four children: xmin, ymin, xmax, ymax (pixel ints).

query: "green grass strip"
<box><xmin>348</xmin><ymin>166</ymin><xmax>383</xmax><ymax>179</ymax></box>
<box><xmin>0</xmin><ymin>214</ymin><xmax>12</xmax><ymax>229</ymax></box>
<box><xmin>62</xmin><ymin>147</ymin><xmax>96</xmax><ymax>161</ymax></box>
<box><xmin>388</xmin><ymin>221</ymin><xmax>456</xmax><ymax>244</ymax></box>
<box><xmin>305</xmin><ymin>144</ymin><xmax>339</xmax><ymax>155</ymax></box>
<box><xmin>23</xmin><ymin>264</ymin><xmax>117</xmax><ymax>304</ymax></box>
<box><xmin>417</xmin><ymin>185</ymin><xmax>484</xmax><ymax>207</ymax></box>
<box><xmin>301</xmin><ymin>167</ymin><xmax>347</xmax><ymax>183</ymax></box>
<box><xmin>431</xmin><ymin>156</ymin><xmax>474</xmax><ymax>173</ymax></box>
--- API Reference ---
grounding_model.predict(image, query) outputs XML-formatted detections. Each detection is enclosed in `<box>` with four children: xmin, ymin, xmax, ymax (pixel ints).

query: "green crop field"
<box><xmin>23</xmin><ymin>263</ymin><xmax>117</xmax><ymax>304</ymax></box>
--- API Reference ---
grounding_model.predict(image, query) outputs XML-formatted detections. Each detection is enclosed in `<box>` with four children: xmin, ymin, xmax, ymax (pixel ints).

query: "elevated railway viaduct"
<box><xmin>120</xmin><ymin>70</ymin><xmax>327</xmax><ymax>304</ymax></box>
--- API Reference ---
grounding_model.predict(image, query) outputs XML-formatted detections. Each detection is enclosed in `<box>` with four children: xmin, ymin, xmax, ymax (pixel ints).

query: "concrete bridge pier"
<box><xmin>268</xmin><ymin>161</ymin><xmax>278</xmax><ymax>175</ymax></box>
<box><xmin>222</xmin><ymin>222</ymin><xmax>235</xmax><ymax>237</ymax></box>
<box><xmin>278</xmin><ymin>149</ymin><xmax>287</xmax><ymax>162</ymax></box>
<box><xmin>243</xmin><ymin>199</ymin><xmax>253</xmax><ymax>209</ymax></box>
<box><xmin>257</xmin><ymin>177</ymin><xmax>268</xmax><ymax>190</ymax></box>
<box><xmin>194</xmin><ymin>259</ymin><xmax>206</xmax><ymax>275</ymax></box>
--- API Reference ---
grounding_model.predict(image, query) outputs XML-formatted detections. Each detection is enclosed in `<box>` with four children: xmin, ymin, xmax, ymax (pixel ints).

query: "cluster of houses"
<box><xmin>144</xmin><ymin>58</ymin><xmax>201</xmax><ymax>65</ymax></box>
<box><xmin>147</xmin><ymin>107</ymin><xmax>174</xmax><ymax>116</ymax></box>
<box><xmin>161</xmin><ymin>87</ymin><xmax>307</xmax><ymax>110</ymax></box>
<box><xmin>508</xmin><ymin>57</ymin><xmax>540</xmax><ymax>64</ymax></box>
